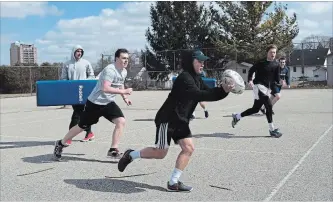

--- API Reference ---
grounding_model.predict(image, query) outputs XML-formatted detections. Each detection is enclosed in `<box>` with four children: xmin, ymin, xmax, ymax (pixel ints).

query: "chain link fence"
<box><xmin>0</xmin><ymin>66</ymin><xmax>62</xmax><ymax>94</ymax></box>
<box><xmin>1</xmin><ymin>41</ymin><xmax>332</xmax><ymax>94</ymax></box>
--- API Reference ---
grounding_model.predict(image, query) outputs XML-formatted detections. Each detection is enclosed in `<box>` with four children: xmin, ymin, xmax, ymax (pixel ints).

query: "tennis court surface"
<box><xmin>1</xmin><ymin>89</ymin><xmax>332</xmax><ymax>201</ymax></box>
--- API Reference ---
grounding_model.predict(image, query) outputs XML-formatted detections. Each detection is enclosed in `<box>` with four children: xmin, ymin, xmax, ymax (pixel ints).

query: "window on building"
<box><xmin>242</xmin><ymin>69</ymin><xmax>246</xmax><ymax>74</ymax></box>
<box><xmin>302</xmin><ymin>67</ymin><xmax>304</xmax><ymax>74</ymax></box>
<box><xmin>293</xmin><ymin>66</ymin><xmax>296</xmax><ymax>72</ymax></box>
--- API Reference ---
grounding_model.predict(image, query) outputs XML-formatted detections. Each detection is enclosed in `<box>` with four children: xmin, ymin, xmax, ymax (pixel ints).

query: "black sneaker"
<box><xmin>167</xmin><ymin>181</ymin><xmax>193</xmax><ymax>192</ymax></box>
<box><xmin>231</xmin><ymin>113</ymin><xmax>239</xmax><ymax>128</ymax></box>
<box><xmin>270</xmin><ymin>128</ymin><xmax>282</xmax><ymax>138</ymax></box>
<box><xmin>107</xmin><ymin>148</ymin><xmax>123</xmax><ymax>160</ymax></box>
<box><xmin>118</xmin><ymin>149</ymin><xmax>134</xmax><ymax>172</ymax></box>
<box><xmin>190</xmin><ymin>114</ymin><xmax>195</xmax><ymax>121</ymax></box>
<box><xmin>53</xmin><ymin>140</ymin><xmax>67</xmax><ymax>161</ymax></box>
<box><xmin>204</xmin><ymin>110</ymin><xmax>209</xmax><ymax>118</ymax></box>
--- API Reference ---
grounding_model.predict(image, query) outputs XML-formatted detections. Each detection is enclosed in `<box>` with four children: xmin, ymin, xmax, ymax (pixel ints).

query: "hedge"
<box><xmin>0</xmin><ymin>66</ymin><xmax>61</xmax><ymax>94</ymax></box>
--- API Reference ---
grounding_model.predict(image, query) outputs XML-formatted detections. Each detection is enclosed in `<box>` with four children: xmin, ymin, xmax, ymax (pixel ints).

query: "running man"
<box><xmin>231</xmin><ymin>44</ymin><xmax>283</xmax><ymax>138</ymax></box>
<box><xmin>260</xmin><ymin>57</ymin><xmax>290</xmax><ymax>115</ymax></box>
<box><xmin>53</xmin><ymin>48</ymin><xmax>133</xmax><ymax>161</ymax></box>
<box><xmin>117</xmin><ymin>50</ymin><xmax>235</xmax><ymax>192</ymax></box>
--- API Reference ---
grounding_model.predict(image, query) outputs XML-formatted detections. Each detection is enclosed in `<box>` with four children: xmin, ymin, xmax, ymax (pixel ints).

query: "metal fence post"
<box><xmin>29</xmin><ymin>66</ymin><xmax>33</xmax><ymax>95</ymax></box>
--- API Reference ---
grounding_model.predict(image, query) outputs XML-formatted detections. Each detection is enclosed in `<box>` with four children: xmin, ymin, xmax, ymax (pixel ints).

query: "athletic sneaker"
<box><xmin>231</xmin><ymin>113</ymin><xmax>239</xmax><ymax>128</ymax></box>
<box><xmin>204</xmin><ymin>110</ymin><xmax>209</xmax><ymax>118</ymax></box>
<box><xmin>53</xmin><ymin>140</ymin><xmax>67</xmax><ymax>161</ymax></box>
<box><xmin>269</xmin><ymin>129</ymin><xmax>282</xmax><ymax>138</ymax></box>
<box><xmin>118</xmin><ymin>149</ymin><xmax>134</xmax><ymax>172</ymax></box>
<box><xmin>80</xmin><ymin>132</ymin><xmax>95</xmax><ymax>142</ymax></box>
<box><xmin>107</xmin><ymin>148</ymin><xmax>123</xmax><ymax>159</ymax></box>
<box><xmin>167</xmin><ymin>181</ymin><xmax>193</xmax><ymax>192</ymax></box>
<box><xmin>190</xmin><ymin>114</ymin><xmax>195</xmax><ymax>120</ymax></box>
<box><xmin>66</xmin><ymin>139</ymin><xmax>72</xmax><ymax>145</ymax></box>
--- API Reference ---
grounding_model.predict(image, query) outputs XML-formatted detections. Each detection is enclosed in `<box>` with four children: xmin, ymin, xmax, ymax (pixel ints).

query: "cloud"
<box><xmin>290</xmin><ymin>2</ymin><xmax>332</xmax><ymax>42</ymax></box>
<box><xmin>304</xmin><ymin>2</ymin><xmax>333</xmax><ymax>14</ymax></box>
<box><xmin>36</xmin><ymin>2</ymin><xmax>152</xmax><ymax>63</ymax></box>
<box><xmin>302</xmin><ymin>19</ymin><xmax>319</xmax><ymax>29</ymax></box>
<box><xmin>0</xmin><ymin>2</ymin><xmax>63</xmax><ymax>18</ymax></box>
<box><xmin>34</xmin><ymin>1</ymin><xmax>332</xmax><ymax>64</ymax></box>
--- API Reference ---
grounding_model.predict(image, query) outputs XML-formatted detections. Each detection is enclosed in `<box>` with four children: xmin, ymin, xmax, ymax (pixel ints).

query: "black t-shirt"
<box><xmin>248</xmin><ymin>59</ymin><xmax>281</xmax><ymax>88</ymax></box>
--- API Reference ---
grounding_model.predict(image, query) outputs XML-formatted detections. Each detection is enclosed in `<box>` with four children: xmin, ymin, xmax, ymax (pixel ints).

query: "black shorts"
<box><xmin>271</xmin><ymin>85</ymin><xmax>282</xmax><ymax>96</ymax></box>
<box><xmin>154</xmin><ymin>121</ymin><xmax>192</xmax><ymax>149</ymax></box>
<box><xmin>78</xmin><ymin>100</ymin><xmax>124</xmax><ymax>129</ymax></box>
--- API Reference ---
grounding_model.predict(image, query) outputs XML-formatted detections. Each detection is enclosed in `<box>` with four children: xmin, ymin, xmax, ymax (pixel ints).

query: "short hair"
<box><xmin>114</xmin><ymin>48</ymin><xmax>129</xmax><ymax>61</ymax></box>
<box><xmin>266</xmin><ymin>44</ymin><xmax>278</xmax><ymax>53</ymax></box>
<box><xmin>279</xmin><ymin>57</ymin><xmax>286</xmax><ymax>61</ymax></box>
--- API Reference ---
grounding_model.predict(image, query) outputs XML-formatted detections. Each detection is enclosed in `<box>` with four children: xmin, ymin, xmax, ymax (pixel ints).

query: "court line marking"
<box><xmin>263</xmin><ymin>124</ymin><xmax>333</xmax><ymax>202</ymax></box>
<box><xmin>0</xmin><ymin>133</ymin><xmax>302</xmax><ymax>156</ymax></box>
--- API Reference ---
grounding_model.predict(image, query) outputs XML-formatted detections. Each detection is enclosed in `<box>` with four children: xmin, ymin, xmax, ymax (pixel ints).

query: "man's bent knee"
<box><xmin>178</xmin><ymin>138</ymin><xmax>195</xmax><ymax>156</ymax></box>
<box><xmin>275</xmin><ymin>93</ymin><xmax>281</xmax><ymax>100</ymax></box>
<box><xmin>113</xmin><ymin>117</ymin><xmax>126</xmax><ymax>127</ymax></box>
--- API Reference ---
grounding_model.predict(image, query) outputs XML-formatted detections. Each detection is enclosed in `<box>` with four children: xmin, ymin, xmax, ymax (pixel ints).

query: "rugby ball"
<box><xmin>221</xmin><ymin>69</ymin><xmax>245</xmax><ymax>94</ymax></box>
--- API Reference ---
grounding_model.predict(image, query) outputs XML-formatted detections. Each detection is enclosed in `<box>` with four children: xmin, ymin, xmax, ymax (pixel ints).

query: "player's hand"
<box><xmin>248</xmin><ymin>80</ymin><xmax>254</xmax><ymax>88</ymax></box>
<box><xmin>221</xmin><ymin>82</ymin><xmax>235</xmax><ymax>93</ymax></box>
<box><xmin>123</xmin><ymin>98</ymin><xmax>132</xmax><ymax>106</ymax></box>
<box><xmin>122</xmin><ymin>88</ymin><xmax>133</xmax><ymax>95</ymax></box>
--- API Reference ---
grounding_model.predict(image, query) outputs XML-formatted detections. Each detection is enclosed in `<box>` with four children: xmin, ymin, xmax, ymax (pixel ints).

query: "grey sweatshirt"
<box><xmin>60</xmin><ymin>45</ymin><xmax>95</xmax><ymax>80</ymax></box>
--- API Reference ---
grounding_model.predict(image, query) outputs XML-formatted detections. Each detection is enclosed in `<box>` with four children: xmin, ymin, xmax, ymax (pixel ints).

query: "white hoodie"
<box><xmin>60</xmin><ymin>45</ymin><xmax>95</xmax><ymax>80</ymax></box>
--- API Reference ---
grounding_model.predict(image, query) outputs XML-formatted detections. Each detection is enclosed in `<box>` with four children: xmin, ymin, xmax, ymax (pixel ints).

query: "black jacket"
<box><xmin>155</xmin><ymin>70</ymin><xmax>229</xmax><ymax>125</ymax></box>
<box><xmin>248</xmin><ymin>59</ymin><xmax>280</xmax><ymax>89</ymax></box>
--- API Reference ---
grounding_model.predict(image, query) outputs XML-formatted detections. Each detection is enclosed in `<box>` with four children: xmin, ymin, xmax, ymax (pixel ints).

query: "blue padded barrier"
<box><xmin>36</xmin><ymin>80</ymin><xmax>97</xmax><ymax>106</ymax></box>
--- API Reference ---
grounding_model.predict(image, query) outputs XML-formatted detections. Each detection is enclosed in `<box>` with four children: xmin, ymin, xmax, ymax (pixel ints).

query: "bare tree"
<box><xmin>296</xmin><ymin>35</ymin><xmax>331</xmax><ymax>49</ymax></box>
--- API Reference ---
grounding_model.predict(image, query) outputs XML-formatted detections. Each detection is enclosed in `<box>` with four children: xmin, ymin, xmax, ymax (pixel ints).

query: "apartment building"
<box><xmin>10</xmin><ymin>41</ymin><xmax>37</xmax><ymax>65</ymax></box>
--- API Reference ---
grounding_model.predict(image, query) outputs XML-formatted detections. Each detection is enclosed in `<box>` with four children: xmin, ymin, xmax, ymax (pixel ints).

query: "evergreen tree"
<box><xmin>210</xmin><ymin>1</ymin><xmax>299</xmax><ymax>63</ymax></box>
<box><xmin>144</xmin><ymin>1</ymin><xmax>214</xmax><ymax>80</ymax></box>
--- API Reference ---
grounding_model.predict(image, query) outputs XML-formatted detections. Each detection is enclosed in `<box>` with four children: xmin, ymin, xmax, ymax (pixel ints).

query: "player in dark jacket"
<box><xmin>231</xmin><ymin>44</ymin><xmax>283</xmax><ymax>138</ymax></box>
<box><xmin>260</xmin><ymin>57</ymin><xmax>290</xmax><ymax>115</ymax></box>
<box><xmin>118</xmin><ymin>50</ymin><xmax>234</xmax><ymax>192</ymax></box>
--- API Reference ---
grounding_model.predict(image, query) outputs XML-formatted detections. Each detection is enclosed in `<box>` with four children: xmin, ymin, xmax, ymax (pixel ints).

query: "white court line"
<box><xmin>263</xmin><ymin>124</ymin><xmax>333</xmax><ymax>202</ymax></box>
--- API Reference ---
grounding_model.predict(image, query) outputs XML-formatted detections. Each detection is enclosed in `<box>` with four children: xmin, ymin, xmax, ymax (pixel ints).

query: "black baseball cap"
<box><xmin>192</xmin><ymin>50</ymin><xmax>210</xmax><ymax>61</ymax></box>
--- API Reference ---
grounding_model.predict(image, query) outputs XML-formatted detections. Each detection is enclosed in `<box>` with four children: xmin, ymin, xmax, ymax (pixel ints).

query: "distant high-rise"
<box><xmin>10</xmin><ymin>41</ymin><xmax>37</xmax><ymax>66</ymax></box>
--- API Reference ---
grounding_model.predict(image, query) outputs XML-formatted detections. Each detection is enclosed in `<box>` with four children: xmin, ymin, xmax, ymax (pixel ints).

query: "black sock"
<box><xmin>58</xmin><ymin>140</ymin><xmax>65</xmax><ymax>146</ymax></box>
<box><xmin>109</xmin><ymin>148</ymin><xmax>118</xmax><ymax>152</ymax></box>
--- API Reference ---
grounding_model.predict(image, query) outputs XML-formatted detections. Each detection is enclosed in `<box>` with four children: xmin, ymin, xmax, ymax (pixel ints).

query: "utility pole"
<box><xmin>101</xmin><ymin>54</ymin><xmax>104</xmax><ymax>69</ymax></box>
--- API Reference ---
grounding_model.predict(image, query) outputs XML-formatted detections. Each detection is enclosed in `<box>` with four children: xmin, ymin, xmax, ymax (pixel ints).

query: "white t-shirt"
<box><xmin>88</xmin><ymin>64</ymin><xmax>127</xmax><ymax>105</ymax></box>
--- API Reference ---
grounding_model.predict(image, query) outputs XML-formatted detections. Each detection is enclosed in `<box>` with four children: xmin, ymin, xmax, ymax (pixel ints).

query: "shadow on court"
<box><xmin>0</xmin><ymin>140</ymin><xmax>54</xmax><ymax>149</ymax></box>
<box><xmin>133</xmin><ymin>118</ymin><xmax>155</xmax><ymax>122</ymax></box>
<box><xmin>22</xmin><ymin>153</ymin><xmax>117</xmax><ymax>164</ymax></box>
<box><xmin>222</xmin><ymin>114</ymin><xmax>265</xmax><ymax>118</ymax></box>
<box><xmin>193</xmin><ymin>133</ymin><xmax>271</xmax><ymax>139</ymax></box>
<box><xmin>64</xmin><ymin>178</ymin><xmax>166</xmax><ymax>193</ymax></box>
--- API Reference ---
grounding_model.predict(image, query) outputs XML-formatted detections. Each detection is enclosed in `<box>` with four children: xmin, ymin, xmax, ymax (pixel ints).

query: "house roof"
<box><xmin>313</xmin><ymin>66</ymin><xmax>327</xmax><ymax>71</ymax></box>
<box><xmin>289</xmin><ymin>48</ymin><xmax>329</xmax><ymax>66</ymax></box>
